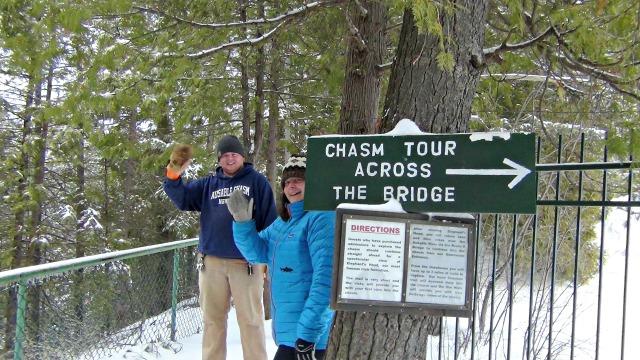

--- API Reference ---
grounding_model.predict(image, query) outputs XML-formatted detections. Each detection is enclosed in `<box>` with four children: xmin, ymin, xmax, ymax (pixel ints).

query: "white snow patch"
<box><xmin>384</xmin><ymin>118</ymin><xmax>427</xmax><ymax>136</ymax></box>
<box><xmin>338</xmin><ymin>199</ymin><xmax>406</xmax><ymax>213</ymax></box>
<box><xmin>469</xmin><ymin>132</ymin><xmax>511</xmax><ymax>141</ymax></box>
<box><xmin>100</xmin><ymin>306</ymin><xmax>277</xmax><ymax>360</ymax></box>
<box><xmin>336</xmin><ymin>200</ymin><xmax>475</xmax><ymax>220</ymax></box>
<box><xmin>311</xmin><ymin>119</ymin><xmax>429</xmax><ymax>138</ymax></box>
<box><xmin>425</xmin><ymin>212</ymin><xmax>475</xmax><ymax>220</ymax></box>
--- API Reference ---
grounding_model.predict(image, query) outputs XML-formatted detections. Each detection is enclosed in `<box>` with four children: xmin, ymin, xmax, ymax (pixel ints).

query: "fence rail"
<box><xmin>1</xmin><ymin>239</ymin><xmax>199</xmax><ymax>360</ymax></box>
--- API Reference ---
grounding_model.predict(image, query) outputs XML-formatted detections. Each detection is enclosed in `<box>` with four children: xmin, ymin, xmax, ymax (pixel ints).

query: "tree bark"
<box><xmin>338</xmin><ymin>1</ymin><xmax>388</xmax><ymax>135</ymax></box>
<box><xmin>73</xmin><ymin>133</ymin><xmax>87</xmax><ymax>324</ymax></box>
<box><xmin>266</xmin><ymin>27</ymin><xmax>282</xmax><ymax>188</ymax></box>
<box><xmin>122</xmin><ymin>110</ymin><xmax>137</xmax><ymax>239</ymax></box>
<box><xmin>238</xmin><ymin>0</ymin><xmax>252</xmax><ymax>161</ymax></box>
<box><xmin>252</xmin><ymin>0</ymin><xmax>266</xmax><ymax>165</ymax></box>
<box><xmin>3</xmin><ymin>78</ymin><xmax>36</xmax><ymax>352</ymax></box>
<box><xmin>28</xmin><ymin>63</ymin><xmax>53</xmax><ymax>353</ymax></box>
<box><xmin>379</xmin><ymin>2</ymin><xmax>486</xmax><ymax>133</ymax></box>
<box><xmin>328</xmin><ymin>311</ymin><xmax>439</xmax><ymax>360</ymax></box>
<box><xmin>327</xmin><ymin>1</ymin><xmax>487</xmax><ymax>358</ymax></box>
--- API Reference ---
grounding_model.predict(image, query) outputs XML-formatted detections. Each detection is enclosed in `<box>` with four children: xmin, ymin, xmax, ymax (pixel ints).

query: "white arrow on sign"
<box><xmin>446</xmin><ymin>158</ymin><xmax>532</xmax><ymax>189</ymax></box>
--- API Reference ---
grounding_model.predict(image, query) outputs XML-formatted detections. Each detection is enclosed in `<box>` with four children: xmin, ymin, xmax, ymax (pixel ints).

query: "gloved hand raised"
<box><xmin>294</xmin><ymin>338</ymin><xmax>315</xmax><ymax>360</ymax></box>
<box><xmin>227</xmin><ymin>189</ymin><xmax>253</xmax><ymax>222</ymax></box>
<box><xmin>166</xmin><ymin>144</ymin><xmax>193</xmax><ymax>179</ymax></box>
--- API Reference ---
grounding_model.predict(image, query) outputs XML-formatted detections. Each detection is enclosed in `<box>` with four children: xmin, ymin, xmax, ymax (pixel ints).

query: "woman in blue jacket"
<box><xmin>227</xmin><ymin>155</ymin><xmax>335</xmax><ymax>360</ymax></box>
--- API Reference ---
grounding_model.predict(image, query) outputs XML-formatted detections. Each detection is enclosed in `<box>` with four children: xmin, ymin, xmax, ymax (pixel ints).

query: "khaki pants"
<box><xmin>199</xmin><ymin>255</ymin><xmax>267</xmax><ymax>360</ymax></box>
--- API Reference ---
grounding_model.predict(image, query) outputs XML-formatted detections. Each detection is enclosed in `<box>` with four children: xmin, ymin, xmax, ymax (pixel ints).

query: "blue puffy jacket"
<box><xmin>232</xmin><ymin>201</ymin><xmax>335</xmax><ymax>349</ymax></box>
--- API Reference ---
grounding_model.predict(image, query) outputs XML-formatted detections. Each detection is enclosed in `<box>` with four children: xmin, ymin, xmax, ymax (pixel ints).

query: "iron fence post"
<box><xmin>13</xmin><ymin>280</ymin><xmax>27</xmax><ymax>360</ymax></box>
<box><xmin>171</xmin><ymin>249</ymin><xmax>180</xmax><ymax>341</ymax></box>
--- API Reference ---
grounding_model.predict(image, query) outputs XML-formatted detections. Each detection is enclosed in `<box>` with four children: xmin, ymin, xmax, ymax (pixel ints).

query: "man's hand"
<box><xmin>166</xmin><ymin>144</ymin><xmax>193</xmax><ymax>179</ymax></box>
<box><xmin>169</xmin><ymin>144</ymin><xmax>193</xmax><ymax>171</ymax></box>
<box><xmin>227</xmin><ymin>189</ymin><xmax>253</xmax><ymax>222</ymax></box>
<box><xmin>294</xmin><ymin>338</ymin><xmax>315</xmax><ymax>360</ymax></box>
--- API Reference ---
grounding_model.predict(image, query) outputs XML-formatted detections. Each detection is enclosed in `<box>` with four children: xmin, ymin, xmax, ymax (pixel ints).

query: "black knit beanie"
<box><xmin>216</xmin><ymin>135</ymin><xmax>245</xmax><ymax>159</ymax></box>
<box><xmin>280</xmin><ymin>155</ymin><xmax>306</xmax><ymax>189</ymax></box>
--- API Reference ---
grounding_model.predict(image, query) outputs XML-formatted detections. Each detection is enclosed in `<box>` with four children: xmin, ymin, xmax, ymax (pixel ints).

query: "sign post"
<box><xmin>305</xmin><ymin>132</ymin><xmax>536</xmax><ymax>214</ymax></box>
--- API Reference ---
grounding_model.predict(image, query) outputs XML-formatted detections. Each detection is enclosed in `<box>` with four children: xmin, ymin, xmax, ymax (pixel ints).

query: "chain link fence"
<box><xmin>1</xmin><ymin>242</ymin><xmax>201</xmax><ymax>359</ymax></box>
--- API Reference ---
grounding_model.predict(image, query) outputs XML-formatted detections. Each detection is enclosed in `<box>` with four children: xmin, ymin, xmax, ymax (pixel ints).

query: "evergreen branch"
<box><xmin>134</xmin><ymin>0</ymin><xmax>344</xmax><ymax>30</ymax></box>
<box><xmin>604</xmin><ymin>81</ymin><xmax>640</xmax><ymax>102</ymax></box>
<box><xmin>553</xmin><ymin>29</ymin><xmax>637</xmax><ymax>86</ymax></box>
<box><xmin>557</xmin><ymin>52</ymin><xmax>640</xmax><ymax>101</ymax></box>
<box><xmin>186</xmin><ymin>20</ymin><xmax>289</xmax><ymax>59</ymax></box>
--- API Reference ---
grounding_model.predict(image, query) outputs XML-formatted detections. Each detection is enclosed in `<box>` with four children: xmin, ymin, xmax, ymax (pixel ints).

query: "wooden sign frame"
<box><xmin>331</xmin><ymin>208</ymin><xmax>476</xmax><ymax>317</ymax></box>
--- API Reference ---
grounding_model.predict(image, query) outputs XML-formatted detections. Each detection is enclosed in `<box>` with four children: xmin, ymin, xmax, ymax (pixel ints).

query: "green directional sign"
<box><xmin>304</xmin><ymin>132</ymin><xmax>536</xmax><ymax>214</ymax></box>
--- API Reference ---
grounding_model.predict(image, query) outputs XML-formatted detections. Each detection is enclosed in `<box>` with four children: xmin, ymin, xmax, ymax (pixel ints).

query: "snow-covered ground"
<box><xmin>103</xmin><ymin>203</ymin><xmax>638</xmax><ymax>359</ymax></box>
<box><xmin>102</xmin><ymin>307</ymin><xmax>278</xmax><ymax>359</ymax></box>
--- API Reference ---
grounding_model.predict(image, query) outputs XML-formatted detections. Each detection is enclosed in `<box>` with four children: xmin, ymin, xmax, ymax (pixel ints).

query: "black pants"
<box><xmin>273</xmin><ymin>345</ymin><xmax>326</xmax><ymax>360</ymax></box>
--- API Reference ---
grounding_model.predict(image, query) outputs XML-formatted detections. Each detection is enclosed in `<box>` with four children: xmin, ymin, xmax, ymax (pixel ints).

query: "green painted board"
<box><xmin>304</xmin><ymin>132</ymin><xmax>536</xmax><ymax>214</ymax></box>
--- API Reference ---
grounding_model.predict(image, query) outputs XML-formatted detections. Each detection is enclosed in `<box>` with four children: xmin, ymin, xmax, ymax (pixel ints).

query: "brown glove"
<box><xmin>167</xmin><ymin>144</ymin><xmax>193</xmax><ymax>179</ymax></box>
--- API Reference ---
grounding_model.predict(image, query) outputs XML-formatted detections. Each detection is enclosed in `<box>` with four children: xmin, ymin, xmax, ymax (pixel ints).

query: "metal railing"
<box><xmin>0</xmin><ymin>238</ymin><xmax>199</xmax><ymax>360</ymax></box>
<box><xmin>429</xmin><ymin>134</ymin><xmax>638</xmax><ymax>360</ymax></box>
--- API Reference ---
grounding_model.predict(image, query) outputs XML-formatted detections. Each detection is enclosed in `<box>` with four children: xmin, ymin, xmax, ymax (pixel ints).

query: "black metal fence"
<box><xmin>429</xmin><ymin>133</ymin><xmax>638</xmax><ymax>359</ymax></box>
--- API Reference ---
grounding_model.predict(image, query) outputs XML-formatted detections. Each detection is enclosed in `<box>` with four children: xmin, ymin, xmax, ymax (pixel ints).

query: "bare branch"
<box><xmin>483</xmin><ymin>26</ymin><xmax>558</xmax><ymax>63</ymax></box>
<box><xmin>134</xmin><ymin>0</ymin><xmax>344</xmax><ymax>30</ymax></box>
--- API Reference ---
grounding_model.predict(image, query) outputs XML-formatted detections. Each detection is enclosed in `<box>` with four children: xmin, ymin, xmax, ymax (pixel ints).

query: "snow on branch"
<box><xmin>134</xmin><ymin>0</ymin><xmax>344</xmax><ymax>30</ymax></box>
<box><xmin>481</xmin><ymin>73</ymin><xmax>590</xmax><ymax>84</ymax></box>
<box><xmin>186</xmin><ymin>20</ymin><xmax>289</xmax><ymax>59</ymax></box>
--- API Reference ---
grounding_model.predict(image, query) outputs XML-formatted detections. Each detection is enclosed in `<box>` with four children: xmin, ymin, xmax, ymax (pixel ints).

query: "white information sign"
<box><xmin>406</xmin><ymin>223</ymin><xmax>468</xmax><ymax>305</ymax></box>
<box><xmin>340</xmin><ymin>219</ymin><xmax>405</xmax><ymax>301</ymax></box>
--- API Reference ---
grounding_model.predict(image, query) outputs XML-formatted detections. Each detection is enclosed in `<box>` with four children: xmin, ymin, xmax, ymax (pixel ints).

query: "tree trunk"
<box><xmin>123</xmin><ymin>110</ymin><xmax>137</xmax><ymax>239</ymax></box>
<box><xmin>28</xmin><ymin>63</ymin><xmax>53</xmax><ymax>354</ymax></box>
<box><xmin>327</xmin><ymin>1</ymin><xmax>487</xmax><ymax>358</ymax></box>
<box><xmin>338</xmin><ymin>1</ymin><xmax>388</xmax><ymax>135</ymax></box>
<box><xmin>252</xmin><ymin>0</ymin><xmax>266</xmax><ymax>165</ymax></box>
<box><xmin>73</xmin><ymin>134</ymin><xmax>87</xmax><ymax>323</ymax></box>
<box><xmin>379</xmin><ymin>3</ymin><xmax>486</xmax><ymax>133</ymax></box>
<box><xmin>3</xmin><ymin>79</ymin><xmax>36</xmax><ymax>352</ymax></box>
<box><xmin>238</xmin><ymin>0</ymin><xmax>252</xmax><ymax>161</ymax></box>
<box><xmin>266</xmin><ymin>0</ymin><xmax>283</xmax><ymax>188</ymax></box>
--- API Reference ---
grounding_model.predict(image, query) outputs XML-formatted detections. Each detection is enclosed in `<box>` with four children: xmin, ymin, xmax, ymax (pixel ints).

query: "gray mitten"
<box><xmin>227</xmin><ymin>189</ymin><xmax>253</xmax><ymax>222</ymax></box>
